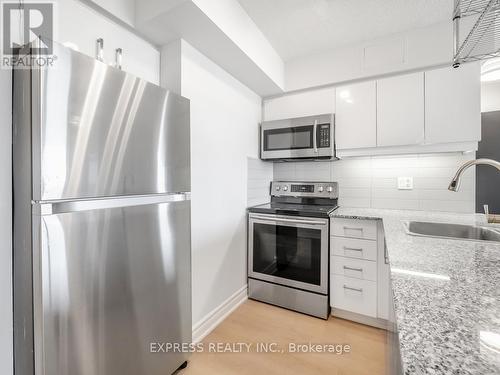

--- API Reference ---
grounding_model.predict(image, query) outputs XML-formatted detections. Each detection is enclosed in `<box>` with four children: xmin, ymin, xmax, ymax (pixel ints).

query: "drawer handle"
<box><xmin>343</xmin><ymin>246</ymin><xmax>363</xmax><ymax>252</ymax></box>
<box><xmin>343</xmin><ymin>266</ymin><xmax>363</xmax><ymax>272</ymax></box>
<box><xmin>343</xmin><ymin>285</ymin><xmax>363</xmax><ymax>293</ymax></box>
<box><xmin>343</xmin><ymin>226</ymin><xmax>364</xmax><ymax>232</ymax></box>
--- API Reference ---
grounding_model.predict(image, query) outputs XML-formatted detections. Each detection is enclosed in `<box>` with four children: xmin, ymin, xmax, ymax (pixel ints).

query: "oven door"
<box><xmin>248</xmin><ymin>213</ymin><xmax>329</xmax><ymax>294</ymax></box>
<box><xmin>260</xmin><ymin>114</ymin><xmax>335</xmax><ymax>160</ymax></box>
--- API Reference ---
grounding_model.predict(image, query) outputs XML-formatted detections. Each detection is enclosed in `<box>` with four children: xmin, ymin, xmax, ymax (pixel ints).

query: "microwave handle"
<box><xmin>313</xmin><ymin>120</ymin><xmax>318</xmax><ymax>153</ymax></box>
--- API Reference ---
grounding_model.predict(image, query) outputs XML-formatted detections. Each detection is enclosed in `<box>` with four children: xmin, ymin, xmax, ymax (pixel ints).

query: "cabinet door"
<box><xmin>377</xmin><ymin>72</ymin><xmax>424</xmax><ymax>147</ymax></box>
<box><xmin>263</xmin><ymin>87</ymin><xmax>335</xmax><ymax>121</ymax></box>
<box><xmin>425</xmin><ymin>63</ymin><xmax>481</xmax><ymax>144</ymax></box>
<box><xmin>335</xmin><ymin>81</ymin><xmax>377</xmax><ymax>149</ymax></box>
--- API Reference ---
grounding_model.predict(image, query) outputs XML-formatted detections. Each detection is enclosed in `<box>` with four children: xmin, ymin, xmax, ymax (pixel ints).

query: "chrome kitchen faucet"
<box><xmin>449</xmin><ymin>158</ymin><xmax>500</xmax><ymax>223</ymax></box>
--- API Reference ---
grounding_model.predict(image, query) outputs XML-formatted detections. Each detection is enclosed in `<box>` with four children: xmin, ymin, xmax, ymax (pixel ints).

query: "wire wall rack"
<box><xmin>453</xmin><ymin>0</ymin><xmax>500</xmax><ymax>67</ymax></box>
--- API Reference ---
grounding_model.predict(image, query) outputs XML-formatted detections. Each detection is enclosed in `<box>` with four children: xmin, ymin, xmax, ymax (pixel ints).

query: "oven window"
<box><xmin>252</xmin><ymin>223</ymin><xmax>321</xmax><ymax>286</ymax></box>
<box><xmin>263</xmin><ymin>125</ymin><xmax>313</xmax><ymax>151</ymax></box>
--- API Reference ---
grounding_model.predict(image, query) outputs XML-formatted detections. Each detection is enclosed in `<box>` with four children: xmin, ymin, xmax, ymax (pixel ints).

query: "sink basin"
<box><xmin>405</xmin><ymin>221</ymin><xmax>500</xmax><ymax>243</ymax></box>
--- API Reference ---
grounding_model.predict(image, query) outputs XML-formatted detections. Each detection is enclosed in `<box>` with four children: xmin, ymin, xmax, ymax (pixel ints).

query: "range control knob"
<box><xmin>275</xmin><ymin>185</ymin><xmax>281</xmax><ymax>191</ymax></box>
<box><xmin>283</xmin><ymin>186</ymin><xmax>288</xmax><ymax>192</ymax></box>
<box><xmin>318</xmin><ymin>186</ymin><xmax>324</xmax><ymax>193</ymax></box>
<box><xmin>327</xmin><ymin>186</ymin><xmax>334</xmax><ymax>193</ymax></box>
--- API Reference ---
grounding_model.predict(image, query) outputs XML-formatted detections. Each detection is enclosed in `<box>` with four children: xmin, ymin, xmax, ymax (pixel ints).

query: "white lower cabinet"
<box><xmin>330</xmin><ymin>217</ymin><xmax>390</xmax><ymax>327</ymax></box>
<box><xmin>331</xmin><ymin>275</ymin><xmax>378</xmax><ymax>317</ymax></box>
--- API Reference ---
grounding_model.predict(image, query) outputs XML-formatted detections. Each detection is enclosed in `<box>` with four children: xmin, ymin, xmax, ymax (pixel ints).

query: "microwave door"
<box><xmin>260</xmin><ymin>114</ymin><xmax>335</xmax><ymax>161</ymax></box>
<box><xmin>261</xmin><ymin>124</ymin><xmax>316</xmax><ymax>160</ymax></box>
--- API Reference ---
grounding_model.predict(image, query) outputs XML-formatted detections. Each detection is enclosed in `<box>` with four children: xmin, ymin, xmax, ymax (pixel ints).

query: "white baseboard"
<box><xmin>192</xmin><ymin>284</ymin><xmax>248</xmax><ymax>343</ymax></box>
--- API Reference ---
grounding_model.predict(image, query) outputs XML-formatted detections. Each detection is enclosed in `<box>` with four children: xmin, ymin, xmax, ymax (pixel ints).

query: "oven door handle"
<box><xmin>313</xmin><ymin>119</ymin><xmax>318</xmax><ymax>153</ymax></box>
<box><xmin>250</xmin><ymin>214</ymin><xmax>327</xmax><ymax>226</ymax></box>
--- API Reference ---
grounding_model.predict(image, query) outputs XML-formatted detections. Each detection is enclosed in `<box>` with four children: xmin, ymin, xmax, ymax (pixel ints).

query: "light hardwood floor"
<box><xmin>180</xmin><ymin>300</ymin><xmax>387</xmax><ymax>375</ymax></box>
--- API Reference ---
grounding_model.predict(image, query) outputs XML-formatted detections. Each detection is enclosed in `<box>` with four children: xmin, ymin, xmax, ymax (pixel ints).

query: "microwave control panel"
<box><xmin>317</xmin><ymin>124</ymin><xmax>330</xmax><ymax>148</ymax></box>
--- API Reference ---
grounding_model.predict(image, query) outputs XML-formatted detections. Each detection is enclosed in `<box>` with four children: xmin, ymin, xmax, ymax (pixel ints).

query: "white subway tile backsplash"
<box><xmin>372</xmin><ymin>188</ymin><xmax>419</xmax><ymax>200</ymax></box>
<box><xmin>418</xmin><ymin>189</ymin><xmax>474</xmax><ymax>202</ymax></box>
<box><xmin>333</xmin><ymin>167</ymin><xmax>372</xmax><ymax>179</ymax></box>
<box><xmin>273</xmin><ymin>153</ymin><xmax>476</xmax><ymax>213</ymax></box>
<box><xmin>419</xmin><ymin>200</ymin><xmax>475</xmax><ymax>213</ymax></box>
<box><xmin>371</xmin><ymin>167</ymin><xmax>420</xmax><ymax>178</ymax></box>
<box><xmin>294</xmin><ymin>161</ymin><xmax>331</xmax><ymax>181</ymax></box>
<box><xmin>372</xmin><ymin>177</ymin><xmax>398</xmax><ymax>189</ymax></box>
<box><xmin>248</xmin><ymin>157</ymin><xmax>273</xmax><ymax>206</ymax></box>
<box><xmin>419</xmin><ymin>177</ymin><xmax>474</xmax><ymax>190</ymax></box>
<box><xmin>338</xmin><ymin>197</ymin><xmax>372</xmax><ymax>208</ymax></box>
<box><xmin>332</xmin><ymin>157</ymin><xmax>372</xmax><ymax>169</ymax></box>
<box><xmin>336</xmin><ymin>177</ymin><xmax>372</xmax><ymax>188</ymax></box>
<box><xmin>339</xmin><ymin>187</ymin><xmax>371</xmax><ymax>198</ymax></box>
<box><xmin>371</xmin><ymin>155</ymin><xmax>419</xmax><ymax>169</ymax></box>
<box><xmin>274</xmin><ymin>162</ymin><xmax>295</xmax><ymax>180</ymax></box>
<box><xmin>372</xmin><ymin>198</ymin><xmax>420</xmax><ymax>210</ymax></box>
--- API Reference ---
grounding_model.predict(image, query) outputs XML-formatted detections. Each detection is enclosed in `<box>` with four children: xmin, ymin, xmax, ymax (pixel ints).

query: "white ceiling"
<box><xmin>237</xmin><ymin>0</ymin><xmax>453</xmax><ymax>61</ymax></box>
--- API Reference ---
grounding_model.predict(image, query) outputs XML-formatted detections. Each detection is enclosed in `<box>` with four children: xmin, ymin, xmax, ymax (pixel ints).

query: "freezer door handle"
<box><xmin>33</xmin><ymin>193</ymin><xmax>191</xmax><ymax>215</ymax></box>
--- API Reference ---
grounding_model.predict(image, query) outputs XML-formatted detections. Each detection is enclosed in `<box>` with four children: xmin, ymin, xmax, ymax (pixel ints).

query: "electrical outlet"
<box><xmin>398</xmin><ymin>177</ymin><xmax>413</xmax><ymax>190</ymax></box>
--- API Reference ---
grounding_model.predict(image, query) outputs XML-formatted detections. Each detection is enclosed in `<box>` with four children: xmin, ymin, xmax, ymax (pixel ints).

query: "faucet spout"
<box><xmin>448</xmin><ymin>158</ymin><xmax>500</xmax><ymax>192</ymax></box>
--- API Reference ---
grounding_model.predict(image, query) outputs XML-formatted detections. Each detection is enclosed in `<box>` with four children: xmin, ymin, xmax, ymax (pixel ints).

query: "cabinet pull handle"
<box><xmin>343</xmin><ymin>285</ymin><xmax>363</xmax><ymax>293</ymax></box>
<box><xmin>344</xmin><ymin>246</ymin><xmax>363</xmax><ymax>252</ymax></box>
<box><xmin>343</xmin><ymin>266</ymin><xmax>363</xmax><ymax>272</ymax></box>
<box><xmin>343</xmin><ymin>226</ymin><xmax>363</xmax><ymax>232</ymax></box>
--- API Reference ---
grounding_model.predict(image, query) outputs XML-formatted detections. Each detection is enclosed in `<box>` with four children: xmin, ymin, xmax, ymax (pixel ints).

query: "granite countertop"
<box><xmin>331</xmin><ymin>208</ymin><xmax>500</xmax><ymax>375</ymax></box>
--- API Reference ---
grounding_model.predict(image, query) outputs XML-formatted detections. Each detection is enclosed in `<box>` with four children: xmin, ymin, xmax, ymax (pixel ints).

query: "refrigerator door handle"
<box><xmin>33</xmin><ymin>193</ymin><xmax>191</xmax><ymax>216</ymax></box>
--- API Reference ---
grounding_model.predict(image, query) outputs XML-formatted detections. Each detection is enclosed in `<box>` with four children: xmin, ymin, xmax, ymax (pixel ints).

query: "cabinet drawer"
<box><xmin>331</xmin><ymin>275</ymin><xmax>377</xmax><ymax>318</ymax></box>
<box><xmin>331</xmin><ymin>256</ymin><xmax>377</xmax><ymax>281</ymax></box>
<box><xmin>331</xmin><ymin>237</ymin><xmax>377</xmax><ymax>261</ymax></box>
<box><xmin>330</xmin><ymin>218</ymin><xmax>378</xmax><ymax>240</ymax></box>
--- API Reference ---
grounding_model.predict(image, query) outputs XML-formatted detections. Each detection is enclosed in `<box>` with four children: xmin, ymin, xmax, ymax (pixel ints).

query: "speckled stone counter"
<box><xmin>331</xmin><ymin>208</ymin><xmax>500</xmax><ymax>375</ymax></box>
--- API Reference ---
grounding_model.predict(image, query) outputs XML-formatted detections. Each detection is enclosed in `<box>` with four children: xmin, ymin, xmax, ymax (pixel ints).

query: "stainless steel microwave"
<box><xmin>260</xmin><ymin>114</ymin><xmax>336</xmax><ymax>161</ymax></box>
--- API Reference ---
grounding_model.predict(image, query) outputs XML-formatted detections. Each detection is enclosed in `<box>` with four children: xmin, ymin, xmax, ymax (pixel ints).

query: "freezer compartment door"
<box><xmin>34</xmin><ymin>42</ymin><xmax>190</xmax><ymax>200</ymax></box>
<box><xmin>33</xmin><ymin>198</ymin><xmax>191</xmax><ymax>375</ymax></box>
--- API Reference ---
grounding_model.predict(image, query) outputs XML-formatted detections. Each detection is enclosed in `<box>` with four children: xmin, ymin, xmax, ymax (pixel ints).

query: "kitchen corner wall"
<box><xmin>170</xmin><ymin>41</ymin><xmax>262</xmax><ymax>327</ymax></box>
<box><xmin>274</xmin><ymin>153</ymin><xmax>476</xmax><ymax>213</ymax></box>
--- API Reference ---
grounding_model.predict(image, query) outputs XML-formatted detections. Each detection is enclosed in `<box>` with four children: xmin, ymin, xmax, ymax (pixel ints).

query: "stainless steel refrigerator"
<box><xmin>13</xmin><ymin>42</ymin><xmax>191</xmax><ymax>375</ymax></box>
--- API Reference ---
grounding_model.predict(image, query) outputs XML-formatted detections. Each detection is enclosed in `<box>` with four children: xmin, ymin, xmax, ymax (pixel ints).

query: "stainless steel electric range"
<box><xmin>247</xmin><ymin>181</ymin><xmax>339</xmax><ymax>319</ymax></box>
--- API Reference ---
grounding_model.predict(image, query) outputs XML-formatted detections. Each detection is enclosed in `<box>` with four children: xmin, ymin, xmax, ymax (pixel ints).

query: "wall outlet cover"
<box><xmin>398</xmin><ymin>177</ymin><xmax>413</xmax><ymax>190</ymax></box>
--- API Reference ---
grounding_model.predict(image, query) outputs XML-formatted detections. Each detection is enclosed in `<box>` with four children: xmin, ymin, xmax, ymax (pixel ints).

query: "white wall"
<box><xmin>275</xmin><ymin>153</ymin><xmax>476</xmax><ymax>213</ymax></box>
<box><xmin>57</xmin><ymin>0</ymin><xmax>160</xmax><ymax>83</ymax></box>
<box><xmin>284</xmin><ymin>22</ymin><xmax>452</xmax><ymax>91</ymax></box>
<box><xmin>176</xmin><ymin>41</ymin><xmax>261</xmax><ymax>325</ymax></box>
<box><xmin>0</xmin><ymin>69</ymin><xmax>13</xmax><ymax>375</ymax></box>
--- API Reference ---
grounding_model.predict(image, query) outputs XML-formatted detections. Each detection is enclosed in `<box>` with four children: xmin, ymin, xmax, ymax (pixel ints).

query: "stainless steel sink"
<box><xmin>405</xmin><ymin>221</ymin><xmax>500</xmax><ymax>243</ymax></box>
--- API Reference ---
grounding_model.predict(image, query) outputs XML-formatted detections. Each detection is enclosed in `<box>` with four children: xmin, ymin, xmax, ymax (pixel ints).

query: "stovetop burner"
<box><xmin>247</xmin><ymin>181</ymin><xmax>339</xmax><ymax>218</ymax></box>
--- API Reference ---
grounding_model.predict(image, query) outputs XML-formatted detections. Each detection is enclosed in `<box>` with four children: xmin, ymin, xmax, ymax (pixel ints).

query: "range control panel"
<box><xmin>271</xmin><ymin>181</ymin><xmax>339</xmax><ymax>198</ymax></box>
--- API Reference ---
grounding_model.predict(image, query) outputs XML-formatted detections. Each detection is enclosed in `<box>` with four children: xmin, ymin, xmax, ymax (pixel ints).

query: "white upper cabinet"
<box><xmin>377</xmin><ymin>72</ymin><xmax>424</xmax><ymax>147</ymax></box>
<box><xmin>425</xmin><ymin>63</ymin><xmax>481</xmax><ymax>144</ymax></box>
<box><xmin>263</xmin><ymin>87</ymin><xmax>335</xmax><ymax>121</ymax></box>
<box><xmin>335</xmin><ymin>81</ymin><xmax>377</xmax><ymax>150</ymax></box>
